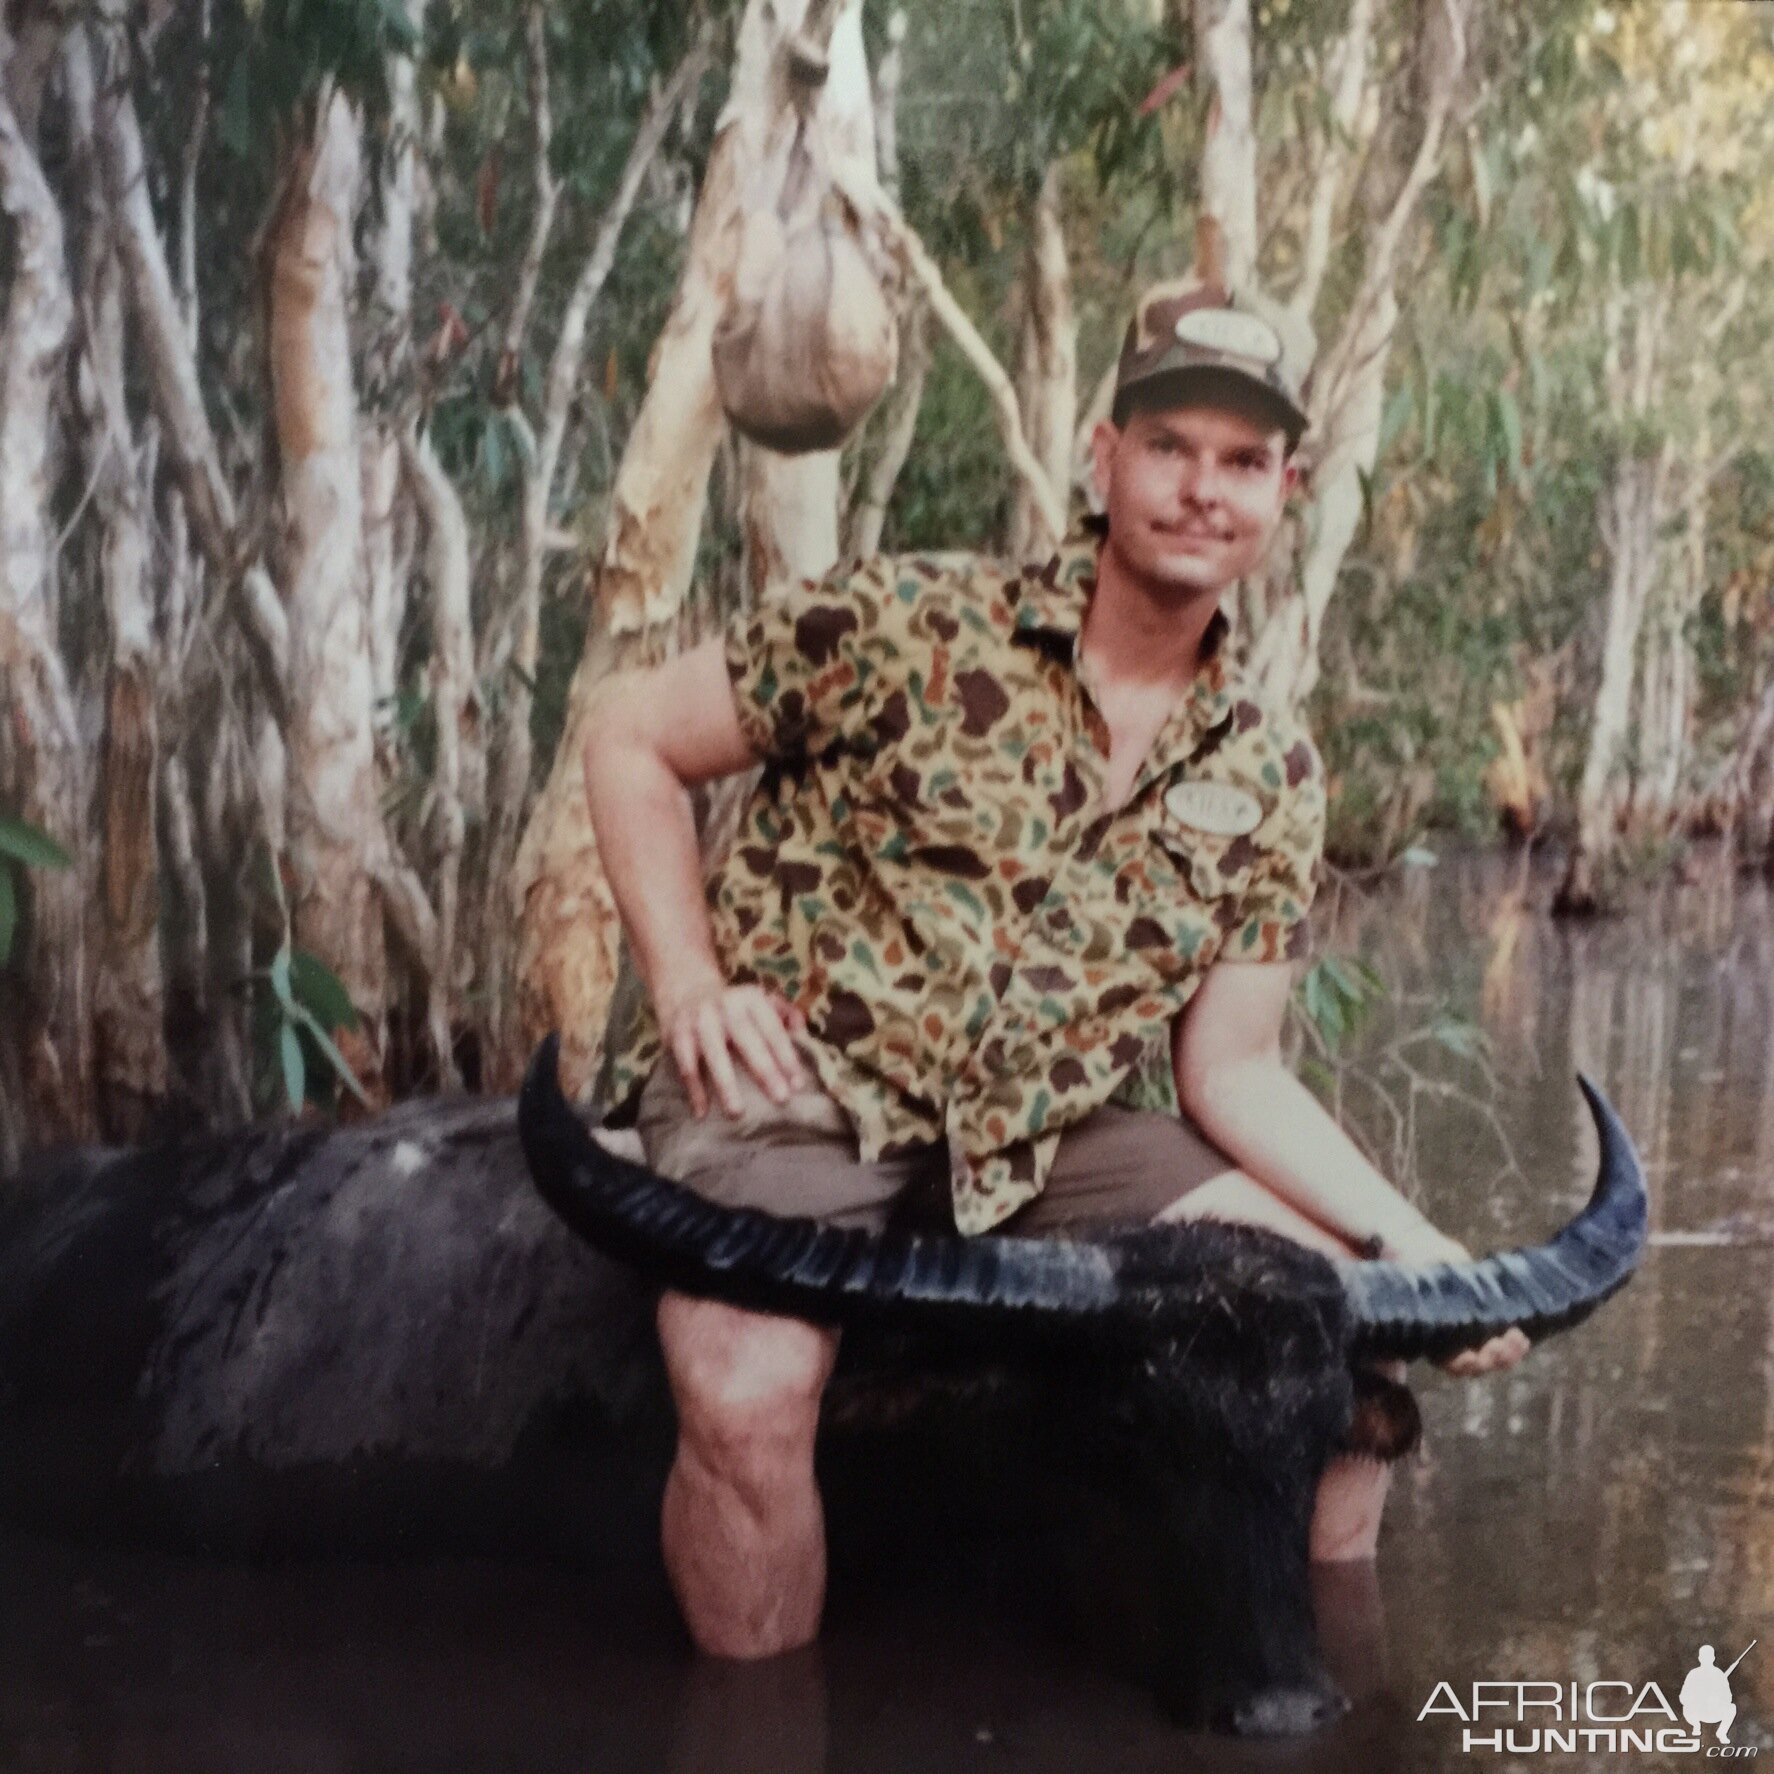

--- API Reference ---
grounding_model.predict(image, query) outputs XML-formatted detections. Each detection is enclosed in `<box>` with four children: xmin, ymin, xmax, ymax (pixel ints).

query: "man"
<box><xmin>584</xmin><ymin>274</ymin><xmax>1530</xmax><ymax>1661</ymax></box>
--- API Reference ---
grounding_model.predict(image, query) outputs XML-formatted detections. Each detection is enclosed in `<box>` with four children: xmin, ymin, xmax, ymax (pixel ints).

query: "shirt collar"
<box><xmin>1013</xmin><ymin>515</ymin><xmax>1235</xmax><ymax>725</ymax></box>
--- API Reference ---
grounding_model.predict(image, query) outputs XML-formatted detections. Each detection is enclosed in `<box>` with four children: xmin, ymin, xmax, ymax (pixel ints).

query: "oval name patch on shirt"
<box><xmin>1163</xmin><ymin>779</ymin><xmax>1264</xmax><ymax>836</ymax></box>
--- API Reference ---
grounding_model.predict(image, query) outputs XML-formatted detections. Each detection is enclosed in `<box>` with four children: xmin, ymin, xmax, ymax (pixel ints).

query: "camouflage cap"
<box><xmin>1113</xmin><ymin>275</ymin><xmax>1314</xmax><ymax>445</ymax></box>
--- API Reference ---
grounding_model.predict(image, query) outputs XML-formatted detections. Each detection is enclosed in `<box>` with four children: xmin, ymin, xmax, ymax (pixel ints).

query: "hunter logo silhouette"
<box><xmin>1680</xmin><ymin>1641</ymin><xmax>1754</xmax><ymax>1745</ymax></box>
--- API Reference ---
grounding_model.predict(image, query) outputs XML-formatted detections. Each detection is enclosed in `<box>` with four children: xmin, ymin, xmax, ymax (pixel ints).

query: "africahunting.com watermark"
<box><xmin>1420</xmin><ymin>1642</ymin><xmax>1759</xmax><ymax>1757</ymax></box>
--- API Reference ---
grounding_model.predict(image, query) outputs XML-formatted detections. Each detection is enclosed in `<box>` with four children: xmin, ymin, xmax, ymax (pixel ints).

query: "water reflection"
<box><xmin>3</xmin><ymin>848</ymin><xmax>1770</xmax><ymax>1771</ymax></box>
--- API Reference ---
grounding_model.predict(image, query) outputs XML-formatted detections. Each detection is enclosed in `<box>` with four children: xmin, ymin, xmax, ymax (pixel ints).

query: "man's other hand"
<box><xmin>1378</xmin><ymin>1220</ymin><xmax>1533</xmax><ymax>1379</ymax></box>
<box><xmin>657</xmin><ymin>973</ymin><xmax>810</xmax><ymax>1118</ymax></box>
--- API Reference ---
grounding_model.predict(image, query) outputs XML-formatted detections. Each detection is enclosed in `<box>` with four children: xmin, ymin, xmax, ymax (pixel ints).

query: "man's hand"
<box><xmin>657</xmin><ymin>970</ymin><xmax>810</xmax><ymax>1119</ymax></box>
<box><xmin>1379</xmin><ymin>1219</ymin><xmax>1533</xmax><ymax>1378</ymax></box>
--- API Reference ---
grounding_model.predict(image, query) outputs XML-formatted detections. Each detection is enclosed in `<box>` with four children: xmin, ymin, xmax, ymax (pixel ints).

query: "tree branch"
<box><xmin>1290</xmin><ymin>0</ymin><xmax>1376</xmax><ymax>324</ymax></box>
<box><xmin>1311</xmin><ymin>0</ymin><xmax>1466</xmax><ymax>430</ymax></box>
<box><xmin>496</xmin><ymin>4</ymin><xmax>559</xmax><ymax>405</ymax></box>
<box><xmin>854</xmin><ymin>185</ymin><xmax>1066</xmax><ymax>543</ymax></box>
<box><xmin>534</xmin><ymin>27</ymin><xmax>710</xmax><ymax>507</ymax></box>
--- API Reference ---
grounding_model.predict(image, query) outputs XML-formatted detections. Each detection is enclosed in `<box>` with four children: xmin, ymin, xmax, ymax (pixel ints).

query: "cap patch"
<box><xmin>1174</xmin><ymin>308</ymin><xmax>1282</xmax><ymax>365</ymax></box>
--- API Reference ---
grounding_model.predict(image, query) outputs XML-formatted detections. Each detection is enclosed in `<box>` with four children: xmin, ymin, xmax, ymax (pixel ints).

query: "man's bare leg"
<box><xmin>657</xmin><ymin>1289</ymin><xmax>839</xmax><ymax>1658</ymax></box>
<box><xmin>1159</xmin><ymin>1171</ymin><xmax>1401</xmax><ymax>1563</ymax></box>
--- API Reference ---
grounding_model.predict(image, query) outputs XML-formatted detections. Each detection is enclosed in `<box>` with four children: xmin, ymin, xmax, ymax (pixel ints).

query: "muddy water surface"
<box><xmin>3</xmin><ymin>850</ymin><xmax>1770</xmax><ymax>1773</ymax></box>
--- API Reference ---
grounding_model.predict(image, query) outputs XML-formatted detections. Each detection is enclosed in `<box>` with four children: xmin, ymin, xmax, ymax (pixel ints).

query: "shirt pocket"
<box><xmin>1150</xmin><ymin>815</ymin><xmax>1260</xmax><ymax>909</ymax></box>
<box><xmin>1115</xmin><ymin>823</ymin><xmax>1253</xmax><ymax>989</ymax></box>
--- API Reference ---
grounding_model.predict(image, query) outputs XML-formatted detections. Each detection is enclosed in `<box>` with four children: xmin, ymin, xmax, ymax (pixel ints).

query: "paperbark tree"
<box><xmin>506</xmin><ymin>0</ymin><xmax>872</xmax><ymax>1093</ymax></box>
<box><xmin>479</xmin><ymin>19</ymin><xmax>708</xmax><ymax>1083</ymax></box>
<box><xmin>1242</xmin><ymin>0</ymin><xmax>1467</xmax><ymax>705</ymax></box>
<box><xmin>65</xmin><ymin>28</ymin><xmax>167</xmax><ymax>1137</ymax></box>
<box><xmin>1631</xmin><ymin>447</ymin><xmax>1708</xmax><ymax>842</ymax></box>
<box><xmin>0</xmin><ymin>55</ymin><xmax>85</xmax><ymax>1150</ymax></box>
<box><xmin>360</xmin><ymin>0</ymin><xmax>426</xmax><ymax>760</ymax></box>
<box><xmin>267</xmin><ymin>88</ymin><xmax>390</xmax><ymax>1098</ymax></box>
<box><xmin>1006</xmin><ymin>159</ymin><xmax>1075</xmax><ymax>563</ymax></box>
<box><xmin>1551</xmin><ymin>13</ymin><xmax>1757</xmax><ymax>911</ymax></box>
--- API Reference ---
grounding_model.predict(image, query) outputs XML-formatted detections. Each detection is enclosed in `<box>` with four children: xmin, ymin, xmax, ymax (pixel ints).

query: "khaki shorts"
<box><xmin>633</xmin><ymin>1058</ymin><xmax>1237</xmax><ymax>1234</ymax></box>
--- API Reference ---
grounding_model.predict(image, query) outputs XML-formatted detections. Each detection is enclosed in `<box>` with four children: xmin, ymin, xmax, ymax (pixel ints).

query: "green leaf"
<box><xmin>0</xmin><ymin>815</ymin><xmax>73</xmax><ymax>871</ymax></box>
<box><xmin>1379</xmin><ymin>383</ymin><xmax>1415</xmax><ymax>456</ymax></box>
<box><xmin>1495</xmin><ymin>389</ymin><xmax>1523</xmax><ymax>481</ymax></box>
<box><xmin>289</xmin><ymin>949</ymin><xmax>361</xmax><ymax>1032</ymax></box>
<box><xmin>0</xmin><ymin>864</ymin><xmax>15</xmax><ymax>966</ymax></box>
<box><xmin>290</xmin><ymin>1005</ymin><xmax>372</xmax><ymax>1107</ymax></box>
<box><xmin>1429</xmin><ymin>1015</ymin><xmax>1487</xmax><ymax>1061</ymax></box>
<box><xmin>481</xmin><ymin>413</ymin><xmax>509</xmax><ymax>492</ymax></box>
<box><xmin>218</xmin><ymin>52</ymin><xmax>261</xmax><ymax>161</ymax></box>
<box><xmin>280</xmin><ymin>1022</ymin><xmax>306</xmax><ymax>1111</ymax></box>
<box><xmin>269</xmin><ymin>945</ymin><xmax>295</xmax><ymax>1013</ymax></box>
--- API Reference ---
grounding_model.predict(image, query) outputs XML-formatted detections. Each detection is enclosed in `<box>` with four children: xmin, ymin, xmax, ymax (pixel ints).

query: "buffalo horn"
<box><xmin>1340</xmin><ymin>1074</ymin><xmax>1648</xmax><ymax>1362</ymax></box>
<box><xmin>518</xmin><ymin>1034</ymin><xmax>1118</xmax><ymax>1328</ymax></box>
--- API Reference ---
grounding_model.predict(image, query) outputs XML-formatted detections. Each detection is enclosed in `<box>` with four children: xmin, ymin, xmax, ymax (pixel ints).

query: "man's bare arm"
<box><xmin>1171</xmin><ymin>961</ymin><xmax>1445</xmax><ymax>1254</ymax></box>
<box><xmin>583</xmin><ymin>637</ymin><xmax>808</xmax><ymax>1118</ymax></box>
<box><xmin>1172</xmin><ymin>961</ymin><xmax>1529</xmax><ymax>1376</ymax></box>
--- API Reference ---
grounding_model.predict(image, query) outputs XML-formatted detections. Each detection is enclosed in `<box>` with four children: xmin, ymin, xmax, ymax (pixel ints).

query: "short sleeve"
<box><xmin>723</xmin><ymin>556</ymin><xmax>904</xmax><ymax>762</ymax></box>
<box><xmin>1218</xmin><ymin>728</ymin><xmax>1327</xmax><ymax>965</ymax></box>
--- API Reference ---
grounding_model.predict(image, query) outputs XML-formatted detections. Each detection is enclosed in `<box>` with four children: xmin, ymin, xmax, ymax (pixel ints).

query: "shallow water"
<box><xmin>3</xmin><ymin>848</ymin><xmax>1771</xmax><ymax>1773</ymax></box>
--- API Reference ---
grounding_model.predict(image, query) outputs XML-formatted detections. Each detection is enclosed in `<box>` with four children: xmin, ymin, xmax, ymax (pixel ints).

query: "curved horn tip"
<box><xmin>521</xmin><ymin>1032</ymin><xmax>565</xmax><ymax>1102</ymax></box>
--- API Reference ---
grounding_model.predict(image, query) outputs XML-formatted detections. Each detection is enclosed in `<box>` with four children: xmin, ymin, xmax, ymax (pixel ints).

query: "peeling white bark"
<box><xmin>269</xmin><ymin>89</ymin><xmax>388</xmax><ymax>1095</ymax></box>
<box><xmin>362</xmin><ymin>0</ymin><xmax>427</xmax><ymax>739</ymax></box>
<box><xmin>90</xmin><ymin>17</ymin><xmax>289</xmax><ymax>712</ymax></box>
<box><xmin>66</xmin><ymin>30</ymin><xmax>168</xmax><ymax>1131</ymax></box>
<box><xmin>0</xmin><ymin>58</ymin><xmax>89</xmax><ymax>1140</ymax></box>
<box><xmin>401</xmin><ymin>424</ymin><xmax>480</xmax><ymax>1087</ymax></box>
<box><xmin>1561</xmin><ymin>440</ymin><xmax>1672</xmax><ymax>911</ymax></box>
<box><xmin>1007</xmin><ymin>160</ymin><xmax>1075</xmax><ymax>562</ymax></box>
<box><xmin>1193</xmin><ymin>0</ymin><xmax>1258</xmax><ymax>287</ymax></box>
<box><xmin>1632</xmin><ymin>457</ymin><xmax>1708</xmax><ymax>837</ymax></box>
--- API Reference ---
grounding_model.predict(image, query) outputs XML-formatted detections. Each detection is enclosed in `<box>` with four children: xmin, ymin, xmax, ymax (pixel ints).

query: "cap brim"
<box><xmin>1114</xmin><ymin>364</ymin><xmax>1307</xmax><ymax>444</ymax></box>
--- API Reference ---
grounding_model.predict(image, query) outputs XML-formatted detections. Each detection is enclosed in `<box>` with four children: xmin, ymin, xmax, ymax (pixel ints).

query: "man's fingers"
<box><xmin>1438</xmin><ymin>1329</ymin><xmax>1533</xmax><ymax>1377</ymax></box>
<box><xmin>755</xmin><ymin>992</ymin><xmax>810</xmax><ymax>1086</ymax></box>
<box><xmin>670</xmin><ymin>1026</ymin><xmax>709</xmax><ymax>1119</ymax></box>
<box><xmin>725</xmin><ymin>1002</ymin><xmax>793</xmax><ymax>1104</ymax></box>
<box><xmin>696</xmin><ymin>1003</ymin><xmax>744</xmax><ymax>1117</ymax></box>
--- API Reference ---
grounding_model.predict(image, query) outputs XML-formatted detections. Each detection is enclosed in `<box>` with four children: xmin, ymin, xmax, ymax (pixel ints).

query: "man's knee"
<box><xmin>658</xmin><ymin>1291</ymin><xmax>837</xmax><ymax>1485</ymax></box>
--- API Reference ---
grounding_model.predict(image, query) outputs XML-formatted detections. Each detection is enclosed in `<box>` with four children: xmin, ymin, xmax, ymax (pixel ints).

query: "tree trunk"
<box><xmin>1631</xmin><ymin>426</ymin><xmax>1711</xmax><ymax>841</ymax></box>
<box><xmin>401</xmin><ymin>426</ymin><xmax>479</xmax><ymax>1088</ymax></box>
<box><xmin>1734</xmin><ymin>676</ymin><xmax>1774</xmax><ymax>867</ymax></box>
<box><xmin>1006</xmin><ymin>161</ymin><xmax>1075</xmax><ymax>563</ymax></box>
<box><xmin>479</xmin><ymin>33</ymin><xmax>706</xmax><ymax>1085</ymax></box>
<box><xmin>506</xmin><ymin>0</ymin><xmax>873</xmax><ymax>1094</ymax></box>
<box><xmin>0</xmin><ymin>64</ymin><xmax>87</xmax><ymax>1153</ymax></box>
<box><xmin>359</xmin><ymin>0</ymin><xmax>426</xmax><ymax>761</ymax></box>
<box><xmin>1192</xmin><ymin>0</ymin><xmax>1258</xmax><ymax>288</ymax></box>
<box><xmin>846</xmin><ymin>299</ymin><xmax>928</xmax><ymax>558</ymax></box>
<box><xmin>1558</xmin><ymin>444</ymin><xmax>1671</xmax><ymax>913</ymax></box>
<box><xmin>1246</xmin><ymin>0</ymin><xmax>1467</xmax><ymax>706</ymax></box>
<box><xmin>267</xmin><ymin>89</ymin><xmax>389</xmax><ymax>1098</ymax></box>
<box><xmin>66</xmin><ymin>30</ymin><xmax>168</xmax><ymax>1137</ymax></box>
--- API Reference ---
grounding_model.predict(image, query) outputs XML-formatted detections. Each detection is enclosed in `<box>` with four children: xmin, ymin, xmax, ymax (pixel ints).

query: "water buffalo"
<box><xmin>0</xmin><ymin>1038</ymin><xmax>1646</xmax><ymax>1738</ymax></box>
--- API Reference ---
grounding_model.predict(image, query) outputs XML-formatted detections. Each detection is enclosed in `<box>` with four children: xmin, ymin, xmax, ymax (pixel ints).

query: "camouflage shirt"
<box><xmin>603</xmin><ymin>520</ymin><xmax>1326</xmax><ymax>1234</ymax></box>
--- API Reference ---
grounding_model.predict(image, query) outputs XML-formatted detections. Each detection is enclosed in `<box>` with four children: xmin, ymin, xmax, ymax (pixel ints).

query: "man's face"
<box><xmin>1090</xmin><ymin>394</ymin><xmax>1296</xmax><ymax>597</ymax></box>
